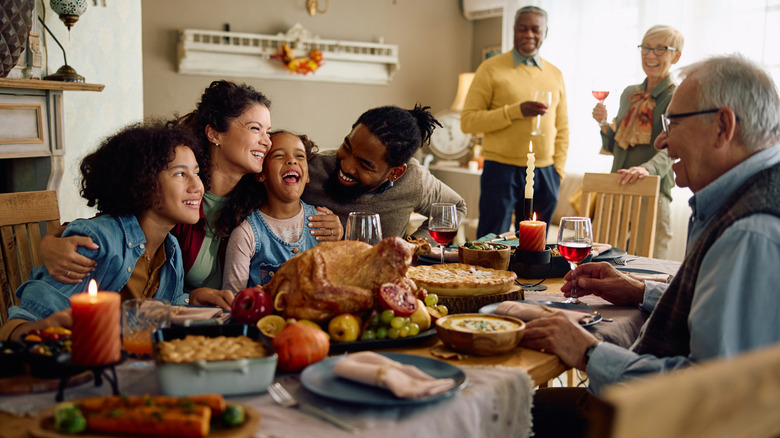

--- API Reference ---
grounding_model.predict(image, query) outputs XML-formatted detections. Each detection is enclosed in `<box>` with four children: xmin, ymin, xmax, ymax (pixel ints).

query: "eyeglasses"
<box><xmin>661</xmin><ymin>109</ymin><xmax>720</xmax><ymax>135</ymax></box>
<box><xmin>637</xmin><ymin>45</ymin><xmax>678</xmax><ymax>56</ymax></box>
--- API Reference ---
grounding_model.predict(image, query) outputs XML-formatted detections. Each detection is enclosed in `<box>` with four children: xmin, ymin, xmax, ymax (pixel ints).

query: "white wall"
<box><xmin>40</xmin><ymin>0</ymin><xmax>144</xmax><ymax>221</ymax></box>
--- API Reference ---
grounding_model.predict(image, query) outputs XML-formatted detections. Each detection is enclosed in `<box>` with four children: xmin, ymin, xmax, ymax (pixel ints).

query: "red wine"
<box><xmin>429</xmin><ymin>228</ymin><xmax>458</xmax><ymax>246</ymax></box>
<box><xmin>592</xmin><ymin>90</ymin><xmax>609</xmax><ymax>101</ymax></box>
<box><xmin>557</xmin><ymin>242</ymin><xmax>592</xmax><ymax>263</ymax></box>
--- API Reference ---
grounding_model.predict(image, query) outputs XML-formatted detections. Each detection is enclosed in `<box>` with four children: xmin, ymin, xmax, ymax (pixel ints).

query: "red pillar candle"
<box><xmin>517</xmin><ymin>219</ymin><xmax>547</xmax><ymax>251</ymax></box>
<box><xmin>70</xmin><ymin>280</ymin><xmax>121</xmax><ymax>367</ymax></box>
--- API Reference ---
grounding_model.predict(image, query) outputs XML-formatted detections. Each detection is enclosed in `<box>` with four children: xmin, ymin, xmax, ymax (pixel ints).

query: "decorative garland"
<box><xmin>273</xmin><ymin>43</ymin><xmax>323</xmax><ymax>75</ymax></box>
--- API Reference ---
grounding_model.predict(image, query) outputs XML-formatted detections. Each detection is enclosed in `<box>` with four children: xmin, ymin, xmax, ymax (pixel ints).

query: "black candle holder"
<box><xmin>511</xmin><ymin>248</ymin><xmax>552</xmax><ymax>291</ymax></box>
<box><xmin>55</xmin><ymin>352</ymin><xmax>126</xmax><ymax>402</ymax></box>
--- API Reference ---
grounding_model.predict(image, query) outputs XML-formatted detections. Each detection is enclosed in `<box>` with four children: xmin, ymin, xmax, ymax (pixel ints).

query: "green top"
<box><xmin>184</xmin><ymin>191</ymin><xmax>228</xmax><ymax>292</ymax></box>
<box><xmin>601</xmin><ymin>76</ymin><xmax>676</xmax><ymax>201</ymax></box>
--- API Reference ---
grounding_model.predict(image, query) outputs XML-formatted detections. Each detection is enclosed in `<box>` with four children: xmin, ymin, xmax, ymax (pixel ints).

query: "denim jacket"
<box><xmin>9</xmin><ymin>214</ymin><xmax>187</xmax><ymax>322</ymax></box>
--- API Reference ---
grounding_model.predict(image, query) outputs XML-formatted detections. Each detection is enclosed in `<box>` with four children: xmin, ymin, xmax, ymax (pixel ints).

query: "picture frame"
<box><xmin>482</xmin><ymin>46</ymin><xmax>501</xmax><ymax>61</ymax></box>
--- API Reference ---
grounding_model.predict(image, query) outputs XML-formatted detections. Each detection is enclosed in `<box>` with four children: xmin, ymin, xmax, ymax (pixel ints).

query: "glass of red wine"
<box><xmin>592</xmin><ymin>88</ymin><xmax>610</xmax><ymax>126</ymax></box>
<box><xmin>557</xmin><ymin>217</ymin><xmax>593</xmax><ymax>304</ymax></box>
<box><xmin>428</xmin><ymin>203</ymin><xmax>459</xmax><ymax>264</ymax></box>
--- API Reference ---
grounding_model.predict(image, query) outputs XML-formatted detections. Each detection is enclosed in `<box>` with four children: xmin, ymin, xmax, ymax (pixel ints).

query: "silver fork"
<box><xmin>268</xmin><ymin>382</ymin><xmax>357</xmax><ymax>432</ymax></box>
<box><xmin>614</xmin><ymin>256</ymin><xmax>638</xmax><ymax>265</ymax></box>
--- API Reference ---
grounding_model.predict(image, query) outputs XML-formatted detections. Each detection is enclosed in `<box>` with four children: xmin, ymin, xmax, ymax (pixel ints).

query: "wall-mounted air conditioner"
<box><xmin>462</xmin><ymin>0</ymin><xmax>503</xmax><ymax>20</ymax></box>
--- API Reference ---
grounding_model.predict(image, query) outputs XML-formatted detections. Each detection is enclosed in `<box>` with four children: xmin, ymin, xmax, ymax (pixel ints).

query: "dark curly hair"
<box><xmin>216</xmin><ymin>130</ymin><xmax>319</xmax><ymax>237</ymax></box>
<box><xmin>179</xmin><ymin>80</ymin><xmax>272</xmax><ymax>192</ymax></box>
<box><xmin>79</xmin><ymin>120</ymin><xmax>202</xmax><ymax>217</ymax></box>
<box><xmin>353</xmin><ymin>103</ymin><xmax>441</xmax><ymax>167</ymax></box>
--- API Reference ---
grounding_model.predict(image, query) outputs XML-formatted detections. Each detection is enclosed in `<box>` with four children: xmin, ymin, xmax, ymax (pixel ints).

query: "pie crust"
<box><xmin>406</xmin><ymin>263</ymin><xmax>517</xmax><ymax>297</ymax></box>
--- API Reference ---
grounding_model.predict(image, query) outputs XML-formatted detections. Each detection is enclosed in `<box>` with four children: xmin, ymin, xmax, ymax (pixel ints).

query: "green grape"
<box><xmin>424</xmin><ymin>294</ymin><xmax>439</xmax><ymax>307</ymax></box>
<box><xmin>376</xmin><ymin>327</ymin><xmax>388</xmax><ymax>339</ymax></box>
<box><xmin>402</xmin><ymin>317</ymin><xmax>411</xmax><ymax>325</ymax></box>
<box><xmin>387</xmin><ymin>327</ymin><xmax>401</xmax><ymax>339</ymax></box>
<box><xmin>435</xmin><ymin>304</ymin><xmax>449</xmax><ymax>316</ymax></box>
<box><xmin>399</xmin><ymin>325</ymin><xmax>410</xmax><ymax>338</ymax></box>
<box><xmin>369</xmin><ymin>314</ymin><xmax>381</xmax><ymax>327</ymax></box>
<box><xmin>380</xmin><ymin>309</ymin><xmax>395</xmax><ymax>325</ymax></box>
<box><xmin>361</xmin><ymin>329</ymin><xmax>377</xmax><ymax>341</ymax></box>
<box><xmin>408</xmin><ymin>322</ymin><xmax>420</xmax><ymax>336</ymax></box>
<box><xmin>390</xmin><ymin>316</ymin><xmax>405</xmax><ymax>329</ymax></box>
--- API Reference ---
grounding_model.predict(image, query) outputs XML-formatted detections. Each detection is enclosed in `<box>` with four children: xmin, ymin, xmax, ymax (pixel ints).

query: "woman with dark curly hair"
<box><xmin>0</xmin><ymin>121</ymin><xmax>204</xmax><ymax>342</ymax></box>
<box><xmin>39</xmin><ymin>81</ymin><xmax>343</xmax><ymax>309</ymax></box>
<box><xmin>222</xmin><ymin>131</ymin><xmax>321</xmax><ymax>292</ymax></box>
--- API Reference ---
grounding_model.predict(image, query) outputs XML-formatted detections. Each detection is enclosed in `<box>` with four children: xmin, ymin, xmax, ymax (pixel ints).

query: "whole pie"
<box><xmin>406</xmin><ymin>263</ymin><xmax>517</xmax><ymax>297</ymax></box>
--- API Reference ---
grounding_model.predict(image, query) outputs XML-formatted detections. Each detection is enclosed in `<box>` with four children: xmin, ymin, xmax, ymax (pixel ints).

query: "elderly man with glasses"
<box><xmin>528</xmin><ymin>54</ymin><xmax>780</xmax><ymax>437</ymax></box>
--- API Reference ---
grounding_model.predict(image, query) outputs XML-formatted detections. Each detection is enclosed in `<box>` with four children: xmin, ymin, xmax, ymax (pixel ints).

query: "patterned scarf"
<box><xmin>633</xmin><ymin>162</ymin><xmax>780</xmax><ymax>357</ymax></box>
<box><xmin>614</xmin><ymin>90</ymin><xmax>655</xmax><ymax>149</ymax></box>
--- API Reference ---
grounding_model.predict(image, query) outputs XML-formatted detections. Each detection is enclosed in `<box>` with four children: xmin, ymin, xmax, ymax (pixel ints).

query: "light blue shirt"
<box><xmin>512</xmin><ymin>49</ymin><xmax>542</xmax><ymax>69</ymax></box>
<box><xmin>9</xmin><ymin>214</ymin><xmax>187</xmax><ymax>322</ymax></box>
<box><xmin>587</xmin><ymin>145</ymin><xmax>780</xmax><ymax>394</ymax></box>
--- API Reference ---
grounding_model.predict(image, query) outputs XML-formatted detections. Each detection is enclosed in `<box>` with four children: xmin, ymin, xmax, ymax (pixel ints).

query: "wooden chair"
<box><xmin>590</xmin><ymin>342</ymin><xmax>780</xmax><ymax>438</ymax></box>
<box><xmin>580</xmin><ymin>173</ymin><xmax>660</xmax><ymax>258</ymax></box>
<box><xmin>0</xmin><ymin>190</ymin><xmax>61</xmax><ymax>326</ymax></box>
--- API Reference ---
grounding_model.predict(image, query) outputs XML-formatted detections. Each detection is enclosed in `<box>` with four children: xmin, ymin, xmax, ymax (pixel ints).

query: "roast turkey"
<box><xmin>263</xmin><ymin>237</ymin><xmax>420</xmax><ymax>322</ymax></box>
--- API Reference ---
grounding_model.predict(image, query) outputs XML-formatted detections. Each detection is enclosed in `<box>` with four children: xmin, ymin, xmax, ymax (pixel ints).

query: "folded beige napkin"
<box><xmin>332</xmin><ymin>351</ymin><xmax>456</xmax><ymax>399</ymax></box>
<box><xmin>494</xmin><ymin>301</ymin><xmax>594</xmax><ymax>325</ymax></box>
<box><xmin>170</xmin><ymin>306</ymin><xmax>230</xmax><ymax>326</ymax></box>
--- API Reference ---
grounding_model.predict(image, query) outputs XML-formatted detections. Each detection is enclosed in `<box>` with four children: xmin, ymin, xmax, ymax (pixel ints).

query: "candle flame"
<box><xmin>88</xmin><ymin>279</ymin><xmax>98</xmax><ymax>297</ymax></box>
<box><xmin>533</xmin><ymin>212</ymin><xmax>537</xmax><ymax>221</ymax></box>
<box><xmin>529</xmin><ymin>140</ymin><xmax>533</xmax><ymax>153</ymax></box>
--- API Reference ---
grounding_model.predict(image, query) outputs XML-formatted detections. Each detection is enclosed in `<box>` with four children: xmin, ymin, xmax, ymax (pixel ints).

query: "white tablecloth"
<box><xmin>0</xmin><ymin>359</ymin><xmax>535</xmax><ymax>438</ymax></box>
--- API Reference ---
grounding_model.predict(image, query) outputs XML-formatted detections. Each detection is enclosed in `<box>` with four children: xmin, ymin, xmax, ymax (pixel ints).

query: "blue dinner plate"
<box><xmin>300</xmin><ymin>352</ymin><xmax>468</xmax><ymax>406</ymax></box>
<box><xmin>328</xmin><ymin>328</ymin><xmax>437</xmax><ymax>354</ymax></box>
<box><xmin>478</xmin><ymin>300</ymin><xmax>602</xmax><ymax>327</ymax></box>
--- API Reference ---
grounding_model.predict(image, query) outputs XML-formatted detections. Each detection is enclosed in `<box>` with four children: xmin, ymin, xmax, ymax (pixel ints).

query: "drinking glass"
<box><xmin>557</xmin><ymin>217</ymin><xmax>593</xmax><ymax>304</ymax></box>
<box><xmin>345</xmin><ymin>212</ymin><xmax>383</xmax><ymax>245</ymax></box>
<box><xmin>428</xmin><ymin>203</ymin><xmax>459</xmax><ymax>264</ymax></box>
<box><xmin>591</xmin><ymin>80</ymin><xmax>610</xmax><ymax>126</ymax></box>
<box><xmin>122</xmin><ymin>299</ymin><xmax>171</xmax><ymax>358</ymax></box>
<box><xmin>531</xmin><ymin>90</ymin><xmax>552</xmax><ymax>136</ymax></box>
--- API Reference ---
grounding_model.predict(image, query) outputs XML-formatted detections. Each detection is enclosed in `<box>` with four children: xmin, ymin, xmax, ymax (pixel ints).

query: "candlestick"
<box><xmin>70</xmin><ymin>280</ymin><xmax>121</xmax><ymax>367</ymax></box>
<box><xmin>516</xmin><ymin>216</ymin><xmax>547</xmax><ymax>251</ymax></box>
<box><xmin>525</xmin><ymin>140</ymin><xmax>535</xmax><ymax>199</ymax></box>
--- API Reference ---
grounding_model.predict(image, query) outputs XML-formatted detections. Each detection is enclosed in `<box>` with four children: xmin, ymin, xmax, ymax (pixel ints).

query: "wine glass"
<box><xmin>428</xmin><ymin>203</ymin><xmax>459</xmax><ymax>264</ymax></box>
<box><xmin>531</xmin><ymin>90</ymin><xmax>552</xmax><ymax>136</ymax></box>
<box><xmin>591</xmin><ymin>81</ymin><xmax>610</xmax><ymax>126</ymax></box>
<box><xmin>557</xmin><ymin>217</ymin><xmax>593</xmax><ymax>304</ymax></box>
<box><xmin>345</xmin><ymin>212</ymin><xmax>383</xmax><ymax>245</ymax></box>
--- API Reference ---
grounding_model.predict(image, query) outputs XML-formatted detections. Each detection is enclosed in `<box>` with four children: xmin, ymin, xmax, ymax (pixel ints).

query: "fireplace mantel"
<box><xmin>0</xmin><ymin>78</ymin><xmax>104</xmax><ymax>193</ymax></box>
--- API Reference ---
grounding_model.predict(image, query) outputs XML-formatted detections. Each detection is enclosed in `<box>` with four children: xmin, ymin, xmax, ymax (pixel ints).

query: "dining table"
<box><xmin>0</xmin><ymin>254</ymin><xmax>681</xmax><ymax>438</ymax></box>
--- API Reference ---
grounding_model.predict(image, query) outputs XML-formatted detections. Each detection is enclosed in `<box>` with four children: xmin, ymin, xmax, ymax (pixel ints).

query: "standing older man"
<box><xmin>523</xmin><ymin>54</ymin><xmax>780</xmax><ymax>437</ymax></box>
<box><xmin>461</xmin><ymin>6</ymin><xmax>569</xmax><ymax>236</ymax></box>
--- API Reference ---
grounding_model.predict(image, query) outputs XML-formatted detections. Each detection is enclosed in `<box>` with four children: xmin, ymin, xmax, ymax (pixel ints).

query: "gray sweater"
<box><xmin>302</xmin><ymin>150</ymin><xmax>467</xmax><ymax>239</ymax></box>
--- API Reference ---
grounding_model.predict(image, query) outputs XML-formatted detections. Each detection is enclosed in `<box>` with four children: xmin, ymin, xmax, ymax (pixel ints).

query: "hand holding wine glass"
<box><xmin>428</xmin><ymin>203</ymin><xmax>459</xmax><ymax>264</ymax></box>
<box><xmin>530</xmin><ymin>90</ymin><xmax>552</xmax><ymax>136</ymax></box>
<box><xmin>557</xmin><ymin>217</ymin><xmax>593</xmax><ymax>304</ymax></box>
<box><xmin>591</xmin><ymin>80</ymin><xmax>610</xmax><ymax>126</ymax></box>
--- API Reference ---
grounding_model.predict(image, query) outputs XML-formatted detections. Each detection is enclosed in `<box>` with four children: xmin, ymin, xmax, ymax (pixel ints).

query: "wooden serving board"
<box><xmin>0</xmin><ymin>371</ymin><xmax>92</xmax><ymax>396</ymax></box>
<box><xmin>439</xmin><ymin>284</ymin><xmax>524</xmax><ymax>314</ymax></box>
<box><xmin>28</xmin><ymin>401</ymin><xmax>261</xmax><ymax>438</ymax></box>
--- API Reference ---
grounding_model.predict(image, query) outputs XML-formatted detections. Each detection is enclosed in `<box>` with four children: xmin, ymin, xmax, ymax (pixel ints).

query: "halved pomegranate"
<box><xmin>378</xmin><ymin>282</ymin><xmax>418</xmax><ymax>317</ymax></box>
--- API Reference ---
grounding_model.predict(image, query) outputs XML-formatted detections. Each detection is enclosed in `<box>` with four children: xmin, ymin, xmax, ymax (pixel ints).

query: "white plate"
<box><xmin>300</xmin><ymin>353</ymin><xmax>467</xmax><ymax>406</ymax></box>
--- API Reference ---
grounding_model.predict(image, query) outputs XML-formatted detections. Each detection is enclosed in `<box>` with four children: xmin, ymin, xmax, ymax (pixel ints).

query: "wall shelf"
<box><xmin>177</xmin><ymin>24</ymin><xmax>400</xmax><ymax>85</ymax></box>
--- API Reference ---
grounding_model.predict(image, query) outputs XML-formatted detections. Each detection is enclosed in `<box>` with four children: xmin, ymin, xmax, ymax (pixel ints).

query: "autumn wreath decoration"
<box><xmin>273</xmin><ymin>43</ymin><xmax>324</xmax><ymax>75</ymax></box>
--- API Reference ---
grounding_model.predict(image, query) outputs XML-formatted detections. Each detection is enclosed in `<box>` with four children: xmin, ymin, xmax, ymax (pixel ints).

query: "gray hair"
<box><xmin>679</xmin><ymin>54</ymin><xmax>780</xmax><ymax>152</ymax></box>
<box><xmin>515</xmin><ymin>6</ymin><xmax>548</xmax><ymax>27</ymax></box>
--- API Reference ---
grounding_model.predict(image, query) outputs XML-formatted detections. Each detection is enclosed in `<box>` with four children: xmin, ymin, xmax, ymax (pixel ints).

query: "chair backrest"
<box><xmin>0</xmin><ymin>190</ymin><xmax>60</xmax><ymax>325</ymax></box>
<box><xmin>592</xmin><ymin>342</ymin><xmax>780</xmax><ymax>438</ymax></box>
<box><xmin>580</xmin><ymin>173</ymin><xmax>660</xmax><ymax>258</ymax></box>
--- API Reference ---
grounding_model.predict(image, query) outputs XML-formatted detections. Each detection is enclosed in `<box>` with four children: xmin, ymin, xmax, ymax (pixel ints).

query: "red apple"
<box><xmin>231</xmin><ymin>286</ymin><xmax>273</xmax><ymax>325</ymax></box>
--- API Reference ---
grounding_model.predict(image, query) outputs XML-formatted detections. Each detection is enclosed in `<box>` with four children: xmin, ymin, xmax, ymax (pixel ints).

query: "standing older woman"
<box><xmin>39</xmin><ymin>81</ymin><xmax>343</xmax><ymax>308</ymax></box>
<box><xmin>592</xmin><ymin>25</ymin><xmax>683</xmax><ymax>259</ymax></box>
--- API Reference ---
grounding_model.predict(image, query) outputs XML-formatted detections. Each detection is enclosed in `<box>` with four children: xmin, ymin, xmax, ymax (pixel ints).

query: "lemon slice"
<box><xmin>257</xmin><ymin>315</ymin><xmax>287</xmax><ymax>338</ymax></box>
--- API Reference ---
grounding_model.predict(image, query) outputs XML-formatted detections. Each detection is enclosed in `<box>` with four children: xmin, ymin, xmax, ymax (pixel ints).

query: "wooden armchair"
<box><xmin>0</xmin><ymin>190</ymin><xmax>61</xmax><ymax>326</ymax></box>
<box><xmin>591</xmin><ymin>342</ymin><xmax>780</xmax><ymax>438</ymax></box>
<box><xmin>580</xmin><ymin>173</ymin><xmax>660</xmax><ymax>258</ymax></box>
